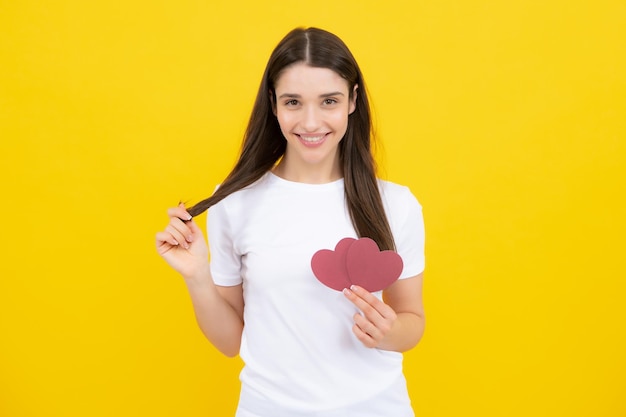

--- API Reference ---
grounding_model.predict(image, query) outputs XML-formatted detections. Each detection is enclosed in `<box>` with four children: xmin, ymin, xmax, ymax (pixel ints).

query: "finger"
<box><xmin>167</xmin><ymin>206</ymin><xmax>193</xmax><ymax>223</ymax></box>
<box><xmin>345</xmin><ymin>285</ymin><xmax>395</xmax><ymax>320</ymax></box>
<box><xmin>352</xmin><ymin>321</ymin><xmax>377</xmax><ymax>348</ymax></box>
<box><xmin>185</xmin><ymin>217</ymin><xmax>203</xmax><ymax>236</ymax></box>
<box><xmin>353</xmin><ymin>312</ymin><xmax>383</xmax><ymax>342</ymax></box>
<box><xmin>343</xmin><ymin>286</ymin><xmax>376</xmax><ymax>317</ymax></box>
<box><xmin>165</xmin><ymin>224</ymin><xmax>190</xmax><ymax>249</ymax></box>
<box><xmin>155</xmin><ymin>231</ymin><xmax>180</xmax><ymax>248</ymax></box>
<box><xmin>348</xmin><ymin>285</ymin><xmax>383</xmax><ymax>306</ymax></box>
<box><xmin>167</xmin><ymin>216</ymin><xmax>194</xmax><ymax>243</ymax></box>
<box><xmin>343</xmin><ymin>288</ymin><xmax>385</xmax><ymax>334</ymax></box>
<box><xmin>177</xmin><ymin>202</ymin><xmax>195</xmax><ymax>223</ymax></box>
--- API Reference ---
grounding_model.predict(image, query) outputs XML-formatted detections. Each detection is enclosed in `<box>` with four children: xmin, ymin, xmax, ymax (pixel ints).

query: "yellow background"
<box><xmin>1</xmin><ymin>1</ymin><xmax>625</xmax><ymax>416</ymax></box>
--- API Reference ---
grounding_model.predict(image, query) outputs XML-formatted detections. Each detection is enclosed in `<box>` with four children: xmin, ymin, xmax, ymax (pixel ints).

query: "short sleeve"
<box><xmin>207</xmin><ymin>199</ymin><xmax>243</xmax><ymax>286</ymax></box>
<box><xmin>385</xmin><ymin>185</ymin><xmax>425</xmax><ymax>279</ymax></box>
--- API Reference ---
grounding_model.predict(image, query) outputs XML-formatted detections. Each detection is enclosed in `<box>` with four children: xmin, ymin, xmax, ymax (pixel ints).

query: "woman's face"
<box><xmin>273</xmin><ymin>62</ymin><xmax>356</xmax><ymax>181</ymax></box>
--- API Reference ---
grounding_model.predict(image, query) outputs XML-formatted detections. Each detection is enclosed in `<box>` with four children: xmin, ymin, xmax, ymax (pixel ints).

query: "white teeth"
<box><xmin>300</xmin><ymin>135</ymin><xmax>325</xmax><ymax>142</ymax></box>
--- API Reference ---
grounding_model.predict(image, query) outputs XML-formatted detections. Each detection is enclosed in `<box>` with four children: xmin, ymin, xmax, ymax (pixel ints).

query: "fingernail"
<box><xmin>343</xmin><ymin>288</ymin><xmax>352</xmax><ymax>296</ymax></box>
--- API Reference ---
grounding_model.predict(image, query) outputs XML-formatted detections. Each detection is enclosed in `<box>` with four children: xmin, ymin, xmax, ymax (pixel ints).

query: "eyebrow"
<box><xmin>277</xmin><ymin>91</ymin><xmax>345</xmax><ymax>99</ymax></box>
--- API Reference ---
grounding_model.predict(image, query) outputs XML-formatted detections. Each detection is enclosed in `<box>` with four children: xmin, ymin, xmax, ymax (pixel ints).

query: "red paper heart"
<box><xmin>345</xmin><ymin>238</ymin><xmax>403</xmax><ymax>292</ymax></box>
<box><xmin>311</xmin><ymin>237</ymin><xmax>403</xmax><ymax>292</ymax></box>
<box><xmin>310</xmin><ymin>238</ymin><xmax>355</xmax><ymax>291</ymax></box>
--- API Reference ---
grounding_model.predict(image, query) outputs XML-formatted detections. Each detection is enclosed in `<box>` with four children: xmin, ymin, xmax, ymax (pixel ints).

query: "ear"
<box><xmin>269</xmin><ymin>89</ymin><xmax>277</xmax><ymax>116</ymax></box>
<box><xmin>349</xmin><ymin>84</ymin><xmax>358</xmax><ymax>115</ymax></box>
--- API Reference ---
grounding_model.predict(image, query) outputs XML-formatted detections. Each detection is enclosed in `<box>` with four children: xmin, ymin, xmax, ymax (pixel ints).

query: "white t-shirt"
<box><xmin>207</xmin><ymin>172</ymin><xmax>425</xmax><ymax>417</ymax></box>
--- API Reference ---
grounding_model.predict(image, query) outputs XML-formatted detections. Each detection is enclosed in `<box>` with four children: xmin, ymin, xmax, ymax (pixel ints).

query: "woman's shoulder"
<box><xmin>377</xmin><ymin>178</ymin><xmax>421</xmax><ymax>205</ymax></box>
<box><xmin>216</xmin><ymin>172</ymin><xmax>273</xmax><ymax>200</ymax></box>
<box><xmin>208</xmin><ymin>172</ymin><xmax>274</xmax><ymax>215</ymax></box>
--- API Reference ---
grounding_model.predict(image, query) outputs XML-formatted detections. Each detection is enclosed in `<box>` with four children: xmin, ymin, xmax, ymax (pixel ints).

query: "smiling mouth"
<box><xmin>297</xmin><ymin>133</ymin><xmax>328</xmax><ymax>145</ymax></box>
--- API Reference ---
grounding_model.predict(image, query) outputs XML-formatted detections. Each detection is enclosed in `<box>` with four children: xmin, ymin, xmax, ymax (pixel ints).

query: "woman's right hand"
<box><xmin>155</xmin><ymin>204</ymin><xmax>210</xmax><ymax>279</ymax></box>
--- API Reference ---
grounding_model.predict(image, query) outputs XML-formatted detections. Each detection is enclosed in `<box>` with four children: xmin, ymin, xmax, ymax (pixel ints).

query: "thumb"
<box><xmin>187</xmin><ymin>217</ymin><xmax>204</xmax><ymax>236</ymax></box>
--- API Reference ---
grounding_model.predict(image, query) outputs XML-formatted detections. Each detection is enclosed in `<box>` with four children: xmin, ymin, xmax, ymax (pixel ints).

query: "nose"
<box><xmin>302</xmin><ymin>105</ymin><xmax>321</xmax><ymax>132</ymax></box>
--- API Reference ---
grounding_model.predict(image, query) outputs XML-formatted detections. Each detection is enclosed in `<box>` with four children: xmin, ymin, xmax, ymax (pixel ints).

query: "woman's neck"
<box><xmin>272</xmin><ymin>156</ymin><xmax>342</xmax><ymax>184</ymax></box>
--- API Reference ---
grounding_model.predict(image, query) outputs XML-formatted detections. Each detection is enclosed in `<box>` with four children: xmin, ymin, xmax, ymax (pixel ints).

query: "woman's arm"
<box><xmin>156</xmin><ymin>205</ymin><xmax>244</xmax><ymax>357</ymax></box>
<box><xmin>343</xmin><ymin>273</ymin><xmax>425</xmax><ymax>352</ymax></box>
<box><xmin>184</xmin><ymin>272</ymin><xmax>244</xmax><ymax>357</ymax></box>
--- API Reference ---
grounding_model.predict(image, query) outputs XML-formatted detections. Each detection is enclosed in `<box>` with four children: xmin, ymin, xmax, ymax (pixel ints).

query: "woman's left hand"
<box><xmin>343</xmin><ymin>285</ymin><xmax>398</xmax><ymax>348</ymax></box>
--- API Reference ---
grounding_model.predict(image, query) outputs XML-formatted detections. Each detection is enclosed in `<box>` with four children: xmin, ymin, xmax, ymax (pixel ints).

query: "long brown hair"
<box><xmin>188</xmin><ymin>27</ymin><xmax>395</xmax><ymax>250</ymax></box>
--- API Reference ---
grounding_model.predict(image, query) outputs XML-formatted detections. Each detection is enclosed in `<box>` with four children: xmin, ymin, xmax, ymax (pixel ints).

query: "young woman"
<box><xmin>156</xmin><ymin>27</ymin><xmax>425</xmax><ymax>417</ymax></box>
